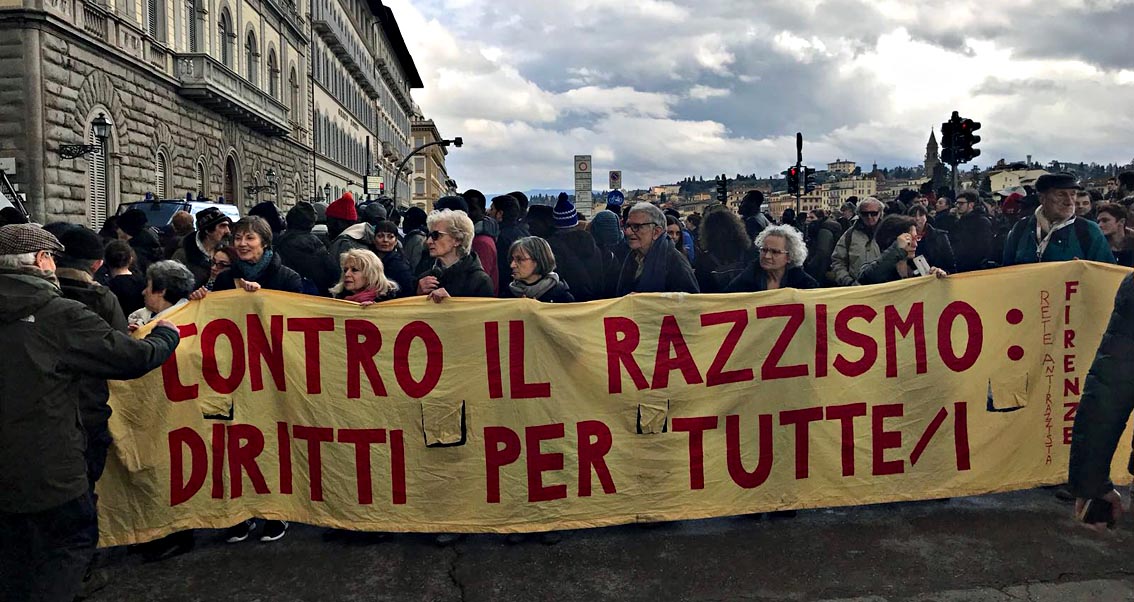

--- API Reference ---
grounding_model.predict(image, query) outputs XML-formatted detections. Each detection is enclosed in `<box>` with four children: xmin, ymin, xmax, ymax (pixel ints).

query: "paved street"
<box><xmin>88</xmin><ymin>488</ymin><xmax>1134</xmax><ymax>602</ymax></box>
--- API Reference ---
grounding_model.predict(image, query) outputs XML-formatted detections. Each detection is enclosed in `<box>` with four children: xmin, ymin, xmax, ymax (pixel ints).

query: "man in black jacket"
<box><xmin>0</xmin><ymin>224</ymin><xmax>180</xmax><ymax>602</ymax></box>
<box><xmin>275</xmin><ymin>202</ymin><xmax>338</xmax><ymax>295</ymax></box>
<box><xmin>952</xmin><ymin>191</ymin><xmax>995</xmax><ymax>272</ymax></box>
<box><xmin>489</xmin><ymin>194</ymin><xmax>529</xmax><ymax>296</ymax></box>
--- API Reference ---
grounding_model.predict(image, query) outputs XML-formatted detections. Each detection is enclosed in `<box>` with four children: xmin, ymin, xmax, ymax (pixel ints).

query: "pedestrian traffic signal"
<box><xmin>959</xmin><ymin>118</ymin><xmax>981</xmax><ymax>162</ymax></box>
<box><xmin>804</xmin><ymin>167</ymin><xmax>817</xmax><ymax>193</ymax></box>
<box><xmin>716</xmin><ymin>174</ymin><xmax>728</xmax><ymax>202</ymax></box>
<box><xmin>786</xmin><ymin>166</ymin><xmax>800</xmax><ymax>195</ymax></box>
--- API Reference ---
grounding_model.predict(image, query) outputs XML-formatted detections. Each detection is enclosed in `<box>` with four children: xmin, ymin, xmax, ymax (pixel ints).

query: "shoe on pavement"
<box><xmin>260</xmin><ymin>520</ymin><xmax>289</xmax><ymax>542</ymax></box>
<box><xmin>224</xmin><ymin>519</ymin><xmax>257</xmax><ymax>543</ymax></box>
<box><xmin>540</xmin><ymin>532</ymin><xmax>562</xmax><ymax>546</ymax></box>
<box><xmin>75</xmin><ymin>568</ymin><xmax>109</xmax><ymax>600</ymax></box>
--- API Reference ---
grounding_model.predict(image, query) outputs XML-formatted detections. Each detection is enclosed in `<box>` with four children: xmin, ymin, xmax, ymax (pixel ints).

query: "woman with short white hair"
<box><xmin>415</xmin><ymin>209</ymin><xmax>494</xmax><ymax>302</ymax></box>
<box><xmin>725</xmin><ymin>225</ymin><xmax>819</xmax><ymax>292</ymax></box>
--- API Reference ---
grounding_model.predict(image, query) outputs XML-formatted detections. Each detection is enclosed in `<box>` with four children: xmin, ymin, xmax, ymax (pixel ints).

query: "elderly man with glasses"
<box><xmin>1002</xmin><ymin>173</ymin><xmax>1115</xmax><ymax>266</ymax></box>
<box><xmin>829</xmin><ymin>197</ymin><xmax>884</xmax><ymax>286</ymax></box>
<box><xmin>614</xmin><ymin>202</ymin><xmax>699</xmax><ymax>296</ymax></box>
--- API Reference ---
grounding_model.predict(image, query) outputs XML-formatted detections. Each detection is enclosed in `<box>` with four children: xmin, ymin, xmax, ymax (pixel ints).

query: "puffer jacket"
<box><xmin>0</xmin><ymin>267</ymin><xmax>179</xmax><ymax>513</ymax></box>
<box><xmin>829</xmin><ymin>219</ymin><xmax>880</xmax><ymax>286</ymax></box>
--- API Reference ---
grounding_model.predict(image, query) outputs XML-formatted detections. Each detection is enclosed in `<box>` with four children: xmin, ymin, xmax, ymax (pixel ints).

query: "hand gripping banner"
<box><xmin>97</xmin><ymin>261</ymin><xmax>1134</xmax><ymax>546</ymax></box>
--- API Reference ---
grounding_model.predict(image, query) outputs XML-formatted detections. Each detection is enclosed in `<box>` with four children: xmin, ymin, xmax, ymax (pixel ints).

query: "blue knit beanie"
<box><xmin>553</xmin><ymin>192</ymin><xmax>578</xmax><ymax>229</ymax></box>
<box><xmin>590</xmin><ymin>210</ymin><xmax>623</xmax><ymax>246</ymax></box>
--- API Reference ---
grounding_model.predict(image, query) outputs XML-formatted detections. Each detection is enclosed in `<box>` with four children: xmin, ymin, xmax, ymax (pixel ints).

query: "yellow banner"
<box><xmin>98</xmin><ymin>261</ymin><xmax>1133</xmax><ymax>547</ymax></box>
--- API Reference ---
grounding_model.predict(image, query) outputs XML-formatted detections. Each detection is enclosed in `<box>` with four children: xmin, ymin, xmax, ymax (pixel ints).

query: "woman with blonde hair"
<box><xmin>331</xmin><ymin>248</ymin><xmax>399</xmax><ymax>305</ymax></box>
<box><xmin>415</xmin><ymin>208</ymin><xmax>494</xmax><ymax>302</ymax></box>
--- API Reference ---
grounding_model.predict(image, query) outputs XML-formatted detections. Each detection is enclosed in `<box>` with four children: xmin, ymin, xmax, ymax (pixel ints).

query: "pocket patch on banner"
<box><xmin>988</xmin><ymin>374</ymin><xmax>1029</xmax><ymax>412</ymax></box>
<box><xmin>421</xmin><ymin>399</ymin><xmax>466</xmax><ymax>447</ymax></box>
<box><xmin>637</xmin><ymin>400</ymin><xmax>669</xmax><ymax>434</ymax></box>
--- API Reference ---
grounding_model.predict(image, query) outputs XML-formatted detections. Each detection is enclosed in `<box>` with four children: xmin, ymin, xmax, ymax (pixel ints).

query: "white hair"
<box><xmin>0</xmin><ymin>252</ymin><xmax>36</xmax><ymax>269</ymax></box>
<box><xmin>857</xmin><ymin>197</ymin><xmax>883</xmax><ymax>212</ymax></box>
<box><xmin>426</xmin><ymin>209</ymin><xmax>475</xmax><ymax>256</ymax></box>
<box><xmin>628</xmin><ymin>202</ymin><xmax>666</xmax><ymax>228</ymax></box>
<box><xmin>755</xmin><ymin>225</ymin><xmax>808</xmax><ymax>268</ymax></box>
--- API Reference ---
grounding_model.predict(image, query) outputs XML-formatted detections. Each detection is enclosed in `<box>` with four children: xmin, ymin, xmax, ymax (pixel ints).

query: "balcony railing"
<box><xmin>81</xmin><ymin>2</ymin><xmax>108</xmax><ymax>40</ymax></box>
<box><xmin>176</xmin><ymin>53</ymin><xmax>291</xmax><ymax>137</ymax></box>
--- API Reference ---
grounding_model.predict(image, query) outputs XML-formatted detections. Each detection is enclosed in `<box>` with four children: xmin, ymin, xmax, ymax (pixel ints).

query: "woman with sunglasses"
<box><xmin>725</xmin><ymin>225</ymin><xmax>817</xmax><ymax>292</ymax></box>
<box><xmin>204</xmin><ymin>246</ymin><xmax>238</xmax><ymax>290</ymax></box>
<box><xmin>416</xmin><ymin>209</ymin><xmax>494</xmax><ymax>302</ymax></box>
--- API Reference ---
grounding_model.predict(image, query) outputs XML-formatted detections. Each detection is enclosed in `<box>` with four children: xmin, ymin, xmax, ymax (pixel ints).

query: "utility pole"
<box><xmin>795</xmin><ymin>132</ymin><xmax>803</xmax><ymax>214</ymax></box>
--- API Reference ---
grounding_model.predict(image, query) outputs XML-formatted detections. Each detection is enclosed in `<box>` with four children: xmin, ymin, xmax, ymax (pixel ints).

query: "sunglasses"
<box><xmin>859</xmin><ymin>211</ymin><xmax>880</xmax><ymax>217</ymax></box>
<box><xmin>427</xmin><ymin>230</ymin><xmax>447</xmax><ymax>241</ymax></box>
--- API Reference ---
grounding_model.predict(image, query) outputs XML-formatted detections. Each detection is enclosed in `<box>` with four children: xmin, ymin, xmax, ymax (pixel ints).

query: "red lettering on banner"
<box><xmin>162</xmin><ymin>323</ymin><xmax>199</xmax><ymax>401</ymax></box>
<box><xmin>169</xmin><ymin>427</ymin><xmax>206</xmax><ymax>506</ymax></box>
<box><xmin>277</xmin><ymin>422</ymin><xmax>293</xmax><ymax>495</ymax></box>
<box><xmin>292</xmin><ymin>425</ymin><xmax>333</xmax><ymax>501</ymax></box>
<box><xmin>758</xmin><ymin>304</ymin><xmax>809</xmax><ymax>380</ymax></box>
<box><xmin>701</xmin><ymin>310</ymin><xmax>754</xmax><ymax>387</ymax></box>
<box><xmin>201</xmin><ymin>319</ymin><xmax>245</xmax><ymax>395</ymax></box>
<box><xmin>393</xmin><ymin>321</ymin><xmax>444</xmax><ymax>398</ymax></box>
<box><xmin>345</xmin><ymin>319</ymin><xmax>387</xmax><ymax>398</ymax></box>
<box><xmin>1064</xmin><ymin>426</ymin><xmax>1074</xmax><ymax>445</ymax></box>
<box><xmin>833</xmin><ymin>305</ymin><xmax>878</xmax><ymax>377</ymax></box>
<box><xmin>286</xmin><ymin>317</ymin><xmax>334</xmax><ymax>394</ymax></box>
<box><xmin>227</xmin><ymin>424</ymin><xmax>269</xmax><ymax>498</ymax></box>
<box><xmin>815</xmin><ymin>304</ymin><xmax>829</xmax><ymax>378</ymax></box>
<box><xmin>1065</xmin><ymin>304</ymin><xmax>1071</xmax><ymax>324</ymax></box>
<box><xmin>390</xmin><ymin>429</ymin><xmax>406</xmax><ymax>504</ymax></box>
<box><xmin>884</xmin><ymin>304</ymin><xmax>927</xmax><ymax>378</ymax></box>
<box><xmin>1064</xmin><ymin>402</ymin><xmax>1079</xmax><ymax>422</ymax></box>
<box><xmin>1065</xmin><ymin>281</ymin><xmax>1079</xmax><ymax>301</ymax></box>
<box><xmin>510</xmin><ymin>321</ymin><xmax>552</xmax><ymax>398</ymax></box>
<box><xmin>872</xmin><ymin>403</ymin><xmax>904</xmax><ymax>476</ymax></box>
<box><xmin>1063</xmin><ymin>355</ymin><xmax>1076</xmax><ymax>372</ymax></box>
<box><xmin>652</xmin><ymin>315</ymin><xmax>704</xmax><ymax>389</ymax></box>
<box><xmin>484</xmin><ymin>322</ymin><xmax>504</xmax><ymax>399</ymax></box>
<box><xmin>246</xmin><ymin>314</ymin><xmax>285</xmax><ymax>392</ymax></box>
<box><xmin>672</xmin><ymin>416</ymin><xmax>720</xmax><ymax>490</ymax></box>
<box><xmin>825</xmin><ymin>403</ymin><xmax>867</xmax><ymax>476</ymax></box>
<box><xmin>484</xmin><ymin>426</ymin><xmax>521</xmax><ymax>504</ymax></box>
<box><xmin>577</xmin><ymin>421</ymin><xmax>616</xmax><ymax>497</ymax></box>
<box><xmin>909</xmin><ymin>407</ymin><xmax>948</xmax><ymax>467</ymax></box>
<box><xmin>526</xmin><ymin>423</ymin><xmax>567</xmax><ymax>502</ymax></box>
<box><xmin>337</xmin><ymin>428</ymin><xmax>386</xmax><ymax>505</ymax></box>
<box><xmin>954</xmin><ymin>402</ymin><xmax>971</xmax><ymax>470</ymax></box>
<box><xmin>1064</xmin><ymin>378</ymin><xmax>1080</xmax><ymax>396</ymax></box>
<box><xmin>937</xmin><ymin>302</ymin><xmax>983</xmax><ymax>372</ymax></box>
<box><xmin>780</xmin><ymin>407</ymin><xmax>824</xmax><ymax>479</ymax></box>
<box><xmin>725</xmin><ymin>414</ymin><xmax>772</xmax><ymax>488</ymax></box>
<box><xmin>1064</xmin><ymin>330</ymin><xmax>1076</xmax><ymax>349</ymax></box>
<box><xmin>211</xmin><ymin>423</ymin><xmax>226</xmax><ymax>499</ymax></box>
<box><xmin>604</xmin><ymin>317</ymin><xmax>648</xmax><ymax>394</ymax></box>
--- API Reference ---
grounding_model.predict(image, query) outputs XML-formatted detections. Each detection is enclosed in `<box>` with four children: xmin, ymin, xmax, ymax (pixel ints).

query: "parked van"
<box><xmin>115</xmin><ymin>199</ymin><xmax>241</xmax><ymax>226</ymax></box>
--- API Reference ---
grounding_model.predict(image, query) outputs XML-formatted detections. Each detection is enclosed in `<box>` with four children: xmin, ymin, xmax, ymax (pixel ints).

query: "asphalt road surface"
<box><xmin>87</xmin><ymin>488</ymin><xmax>1134</xmax><ymax>601</ymax></box>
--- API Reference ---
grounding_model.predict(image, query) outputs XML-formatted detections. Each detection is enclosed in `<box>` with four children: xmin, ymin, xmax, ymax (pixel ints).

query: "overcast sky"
<box><xmin>387</xmin><ymin>0</ymin><xmax>1134</xmax><ymax>192</ymax></box>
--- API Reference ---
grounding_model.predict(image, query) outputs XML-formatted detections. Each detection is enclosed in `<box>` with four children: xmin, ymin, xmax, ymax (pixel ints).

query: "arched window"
<box><xmin>195</xmin><ymin>158</ymin><xmax>207</xmax><ymax>196</ymax></box>
<box><xmin>85</xmin><ymin>114</ymin><xmax>112</xmax><ymax>229</ymax></box>
<box><xmin>223</xmin><ymin>155</ymin><xmax>238</xmax><ymax>204</ymax></box>
<box><xmin>267</xmin><ymin>49</ymin><xmax>279</xmax><ymax>99</ymax></box>
<box><xmin>218</xmin><ymin>9</ymin><xmax>233</xmax><ymax>68</ymax></box>
<box><xmin>245</xmin><ymin>30</ymin><xmax>258</xmax><ymax>85</ymax></box>
<box><xmin>288</xmin><ymin>65</ymin><xmax>299</xmax><ymax>114</ymax></box>
<box><xmin>155</xmin><ymin>150</ymin><xmax>168</xmax><ymax>198</ymax></box>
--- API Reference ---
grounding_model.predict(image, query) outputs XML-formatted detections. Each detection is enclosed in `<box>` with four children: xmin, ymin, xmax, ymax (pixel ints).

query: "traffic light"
<box><xmin>940</xmin><ymin>112</ymin><xmax>960</xmax><ymax>165</ymax></box>
<box><xmin>804</xmin><ymin>167</ymin><xmax>816</xmax><ymax>193</ymax></box>
<box><xmin>716</xmin><ymin>173</ymin><xmax>727</xmax><ymax>202</ymax></box>
<box><xmin>958</xmin><ymin>118</ymin><xmax>981</xmax><ymax>162</ymax></box>
<box><xmin>786</xmin><ymin>166</ymin><xmax>800</xmax><ymax>195</ymax></box>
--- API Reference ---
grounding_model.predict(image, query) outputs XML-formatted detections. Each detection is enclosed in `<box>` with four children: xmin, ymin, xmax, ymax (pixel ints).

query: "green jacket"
<box><xmin>1068</xmin><ymin>273</ymin><xmax>1134</xmax><ymax>499</ymax></box>
<box><xmin>0</xmin><ymin>268</ymin><xmax>179</xmax><ymax>513</ymax></box>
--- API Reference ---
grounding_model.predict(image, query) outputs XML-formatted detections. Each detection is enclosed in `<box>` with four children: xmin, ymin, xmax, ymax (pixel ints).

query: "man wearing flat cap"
<box><xmin>0</xmin><ymin>223</ymin><xmax>181</xmax><ymax>601</ymax></box>
<box><xmin>1002</xmin><ymin>172</ymin><xmax>1115</xmax><ymax>266</ymax></box>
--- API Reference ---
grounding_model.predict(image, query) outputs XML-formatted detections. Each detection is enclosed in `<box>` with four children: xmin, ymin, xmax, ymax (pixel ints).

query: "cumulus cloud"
<box><xmin>386</xmin><ymin>0</ymin><xmax>1134</xmax><ymax>192</ymax></box>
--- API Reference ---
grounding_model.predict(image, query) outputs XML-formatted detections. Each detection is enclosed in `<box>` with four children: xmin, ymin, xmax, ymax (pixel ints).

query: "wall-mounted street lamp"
<box><xmin>245</xmin><ymin>168</ymin><xmax>278</xmax><ymax>196</ymax></box>
<box><xmin>323</xmin><ymin>182</ymin><xmax>332</xmax><ymax>203</ymax></box>
<box><xmin>59</xmin><ymin>113</ymin><xmax>110</xmax><ymax>159</ymax></box>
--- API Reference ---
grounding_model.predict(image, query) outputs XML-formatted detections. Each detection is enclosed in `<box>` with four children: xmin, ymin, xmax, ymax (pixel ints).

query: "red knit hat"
<box><xmin>326</xmin><ymin>192</ymin><xmax>357</xmax><ymax>221</ymax></box>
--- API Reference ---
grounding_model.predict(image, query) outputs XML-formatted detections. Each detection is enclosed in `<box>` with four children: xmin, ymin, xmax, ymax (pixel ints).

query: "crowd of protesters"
<box><xmin>2</xmin><ymin>169</ymin><xmax>1133</xmax><ymax>601</ymax></box>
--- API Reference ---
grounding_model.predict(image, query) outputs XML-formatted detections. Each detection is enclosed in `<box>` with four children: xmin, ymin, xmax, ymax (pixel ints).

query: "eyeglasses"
<box><xmin>427</xmin><ymin>230</ymin><xmax>447</xmax><ymax>241</ymax></box>
<box><xmin>512</xmin><ymin>255</ymin><xmax>533</xmax><ymax>263</ymax></box>
<box><xmin>859</xmin><ymin>211</ymin><xmax>880</xmax><ymax>217</ymax></box>
<box><xmin>757</xmin><ymin>246</ymin><xmax>788</xmax><ymax>257</ymax></box>
<box><xmin>623</xmin><ymin>222</ymin><xmax>656</xmax><ymax>233</ymax></box>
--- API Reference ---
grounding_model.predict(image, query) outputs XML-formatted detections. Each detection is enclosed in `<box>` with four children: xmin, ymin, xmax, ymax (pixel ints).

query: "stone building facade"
<box><xmin>409</xmin><ymin>115</ymin><xmax>452</xmax><ymax>210</ymax></box>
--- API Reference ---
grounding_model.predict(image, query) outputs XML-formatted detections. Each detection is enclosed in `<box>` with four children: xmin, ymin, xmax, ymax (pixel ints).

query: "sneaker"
<box><xmin>260</xmin><ymin>520</ymin><xmax>289</xmax><ymax>542</ymax></box>
<box><xmin>224</xmin><ymin>519</ymin><xmax>257</xmax><ymax>543</ymax></box>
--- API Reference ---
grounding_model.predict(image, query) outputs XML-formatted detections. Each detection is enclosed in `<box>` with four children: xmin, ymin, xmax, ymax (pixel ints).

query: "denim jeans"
<box><xmin>0</xmin><ymin>492</ymin><xmax>99</xmax><ymax>602</ymax></box>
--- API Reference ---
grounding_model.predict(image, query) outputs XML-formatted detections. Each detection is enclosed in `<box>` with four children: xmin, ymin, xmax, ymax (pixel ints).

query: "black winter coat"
<box><xmin>952</xmin><ymin>210</ymin><xmax>995</xmax><ymax>272</ymax></box>
<box><xmin>419</xmin><ymin>253</ymin><xmax>495</xmax><ymax>298</ymax></box>
<box><xmin>275</xmin><ymin>228</ymin><xmax>339</xmax><ymax>295</ymax></box>
<box><xmin>0</xmin><ymin>268</ymin><xmax>179</xmax><ymax>513</ymax></box>
<box><xmin>129</xmin><ymin>227</ymin><xmax>165</xmax><ymax>275</ymax></box>
<box><xmin>171</xmin><ymin>232</ymin><xmax>212</xmax><ymax>288</ymax></box>
<box><xmin>916</xmin><ymin>223</ymin><xmax>956</xmax><ymax>274</ymax></box>
<box><xmin>548</xmin><ymin>229</ymin><xmax>603</xmax><ymax>302</ymax></box>
<box><xmin>495</xmin><ymin>220</ymin><xmax>530</xmax><ymax>296</ymax></box>
<box><xmin>724</xmin><ymin>262</ymin><xmax>818</xmax><ymax>292</ymax></box>
<box><xmin>213</xmin><ymin>251</ymin><xmax>304</xmax><ymax>293</ymax></box>
<box><xmin>695</xmin><ymin>246</ymin><xmax>758</xmax><ymax>294</ymax></box>
<box><xmin>615</xmin><ymin>241</ymin><xmax>700</xmax><ymax>296</ymax></box>
<box><xmin>804</xmin><ymin>218</ymin><xmax>843</xmax><ymax>285</ymax></box>
<box><xmin>378</xmin><ymin>249</ymin><xmax>415</xmax><ymax>298</ymax></box>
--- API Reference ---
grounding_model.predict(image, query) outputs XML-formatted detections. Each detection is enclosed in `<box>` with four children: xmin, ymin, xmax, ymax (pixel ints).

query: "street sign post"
<box><xmin>365</xmin><ymin>176</ymin><xmax>385</xmax><ymax>196</ymax></box>
<box><xmin>574</xmin><ymin>155</ymin><xmax>593</xmax><ymax>218</ymax></box>
<box><xmin>609</xmin><ymin>170</ymin><xmax>621</xmax><ymax>190</ymax></box>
